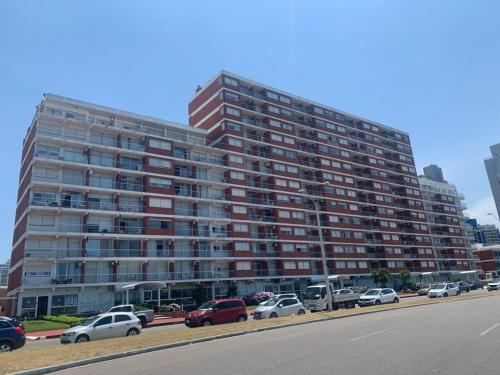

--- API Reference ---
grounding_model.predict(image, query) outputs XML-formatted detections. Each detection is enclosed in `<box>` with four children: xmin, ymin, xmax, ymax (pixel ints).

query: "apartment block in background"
<box><xmin>473</xmin><ymin>244</ymin><xmax>500</xmax><ymax>278</ymax></box>
<box><xmin>419</xmin><ymin>165</ymin><xmax>475</xmax><ymax>275</ymax></box>
<box><xmin>8</xmin><ymin>71</ymin><xmax>478</xmax><ymax>317</ymax></box>
<box><xmin>466</xmin><ymin>219</ymin><xmax>500</xmax><ymax>246</ymax></box>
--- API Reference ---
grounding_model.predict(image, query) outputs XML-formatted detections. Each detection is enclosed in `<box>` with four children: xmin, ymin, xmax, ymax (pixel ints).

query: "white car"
<box><xmin>487</xmin><ymin>280</ymin><xmax>500</xmax><ymax>291</ymax></box>
<box><xmin>60</xmin><ymin>312</ymin><xmax>142</xmax><ymax>344</ymax></box>
<box><xmin>358</xmin><ymin>288</ymin><xmax>399</xmax><ymax>306</ymax></box>
<box><xmin>258</xmin><ymin>293</ymin><xmax>298</xmax><ymax>306</ymax></box>
<box><xmin>253</xmin><ymin>298</ymin><xmax>306</xmax><ymax>319</ymax></box>
<box><xmin>428</xmin><ymin>283</ymin><xmax>460</xmax><ymax>298</ymax></box>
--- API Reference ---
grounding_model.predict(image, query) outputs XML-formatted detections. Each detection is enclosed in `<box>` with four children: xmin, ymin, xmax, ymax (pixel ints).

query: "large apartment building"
<box><xmin>8</xmin><ymin>71</ymin><xmax>476</xmax><ymax>317</ymax></box>
<box><xmin>418</xmin><ymin>166</ymin><xmax>474</xmax><ymax>275</ymax></box>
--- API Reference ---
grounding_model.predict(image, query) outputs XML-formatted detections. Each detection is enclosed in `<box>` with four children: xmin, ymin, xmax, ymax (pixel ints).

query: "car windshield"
<box><xmin>197</xmin><ymin>301</ymin><xmax>216</xmax><ymax>310</ymax></box>
<box><xmin>262</xmin><ymin>298</ymin><xmax>279</xmax><ymax>306</ymax></box>
<box><xmin>364</xmin><ymin>289</ymin><xmax>381</xmax><ymax>296</ymax></box>
<box><xmin>80</xmin><ymin>316</ymin><xmax>100</xmax><ymax>326</ymax></box>
<box><xmin>305</xmin><ymin>287</ymin><xmax>323</xmax><ymax>300</ymax></box>
<box><xmin>433</xmin><ymin>283</ymin><xmax>446</xmax><ymax>289</ymax></box>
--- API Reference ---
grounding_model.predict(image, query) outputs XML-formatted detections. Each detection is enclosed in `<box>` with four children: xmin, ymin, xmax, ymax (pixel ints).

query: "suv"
<box><xmin>185</xmin><ymin>299</ymin><xmax>247</xmax><ymax>327</ymax></box>
<box><xmin>428</xmin><ymin>283</ymin><xmax>460</xmax><ymax>298</ymax></box>
<box><xmin>457</xmin><ymin>281</ymin><xmax>470</xmax><ymax>293</ymax></box>
<box><xmin>0</xmin><ymin>317</ymin><xmax>26</xmax><ymax>352</ymax></box>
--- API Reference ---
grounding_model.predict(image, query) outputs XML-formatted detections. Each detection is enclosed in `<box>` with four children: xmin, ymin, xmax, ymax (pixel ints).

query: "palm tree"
<box><xmin>372</xmin><ymin>268</ymin><xmax>391</xmax><ymax>287</ymax></box>
<box><xmin>400</xmin><ymin>269</ymin><xmax>411</xmax><ymax>292</ymax></box>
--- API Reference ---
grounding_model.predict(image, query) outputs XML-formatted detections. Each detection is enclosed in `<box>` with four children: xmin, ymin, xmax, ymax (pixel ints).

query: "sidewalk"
<box><xmin>26</xmin><ymin>316</ymin><xmax>186</xmax><ymax>341</ymax></box>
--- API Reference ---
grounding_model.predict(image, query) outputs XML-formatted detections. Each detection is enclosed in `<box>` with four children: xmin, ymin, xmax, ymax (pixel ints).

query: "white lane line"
<box><xmin>349</xmin><ymin>329</ymin><xmax>390</xmax><ymax>343</ymax></box>
<box><xmin>480</xmin><ymin>323</ymin><xmax>500</xmax><ymax>336</ymax></box>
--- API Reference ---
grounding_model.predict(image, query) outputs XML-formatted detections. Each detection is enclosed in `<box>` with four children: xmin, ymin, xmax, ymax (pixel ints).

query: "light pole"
<box><xmin>487</xmin><ymin>213</ymin><xmax>500</xmax><ymax>223</ymax></box>
<box><xmin>299</xmin><ymin>183</ymin><xmax>333</xmax><ymax>311</ymax></box>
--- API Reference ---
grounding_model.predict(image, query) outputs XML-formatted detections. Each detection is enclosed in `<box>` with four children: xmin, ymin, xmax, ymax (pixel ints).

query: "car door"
<box><xmin>114</xmin><ymin>314</ymin><xmax>133</xmax><ymax>337</ymax></box>
<box><xmin>92</xmin><ymin>315</ymin><xmax>113</xmax><ymax>340</ymax></box>
<box><xmin>213</xmin><ymin>302</ymin><xmax>229</xmax><ymax>324</ymax></box>
<box><xmin>278</xmin><ymin>299</ymin><xmax>295</xmax><ymax>316</ymax></box>
<box><xmin>381</xmin><ymin>289</ymin><xmax>392</xmax><ymax>303</ymax></box>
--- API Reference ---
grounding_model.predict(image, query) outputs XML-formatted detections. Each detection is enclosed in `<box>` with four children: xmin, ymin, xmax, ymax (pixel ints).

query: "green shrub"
<box><xmin>41</xmin><ymin>315</ymin><xmax>83</xmax><ymax>325</ymax></box>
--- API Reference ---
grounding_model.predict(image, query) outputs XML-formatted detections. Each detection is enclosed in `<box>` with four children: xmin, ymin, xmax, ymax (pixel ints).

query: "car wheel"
<box><xmin>0</xmin><ymin>341</ymin><xmax>13</xmax><ymax>352</ymax></box>
<box><xmin>237</xmin><ymin>315</ymin><xmax>247</xmax><ymax>323</ymax></box>
<box><xmin>202</xmin><ymin>319</ymin><xmax>212</xmax><ymax>327</ymax></box>
<box><xmin>456</xmin><ymin>291</ymin><xmax>461</xmax><ymax>296</ymax></box>
<box><xmin>443</xmin><ymin>293</ymin><xmax>448</xmax><ymax>297</ymax></box>
<box><xmin>126</xmin><ymin>328</ymin><xmax>139</xmax><ymax>336</ymax></box>
<box><xmin>139</xmin><ymin>317</ymin><xmax>147</xmax><ymax>328</ymax></box>
<box><xmin>297</xmin><ymin>309</ymin><xmax>306</xmax><ymax>315</ymax></box>
<box><xmin>75</xmin><ymin>335</ymin><xmax>90</xmax><ymax>343</ymax></box>
<box><xmin>270</xmin><ymin>312</ymin><xmax>278</xmax><ymax>318</ymax></box>
<box><xmin>393</xmin><ymin>298</ymin><xmax>399</xmax><ymax>303</ymax></box>
<box><xmin>375</xmin><ymin>300</ymin><xmax>381</xmax><ymax>305</ymax></box>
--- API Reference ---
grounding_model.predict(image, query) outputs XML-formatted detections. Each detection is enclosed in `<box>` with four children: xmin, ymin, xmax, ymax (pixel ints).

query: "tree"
<box><xmin>372</xmin><ymin>268</ymin><xmax>391</xmax><ymax>287</ymax></box>
<box><xmin>227</xmin><ymin>281</ymin><xmax>238</xmax><ymax>298</ymax></box>
<box><xmin>400</xmin><ymin>269</ymin><xmax>411</xmax><ymax>292</ymax></box>
<box><xmin>193</xmin><ymin>284</ymin><xmax>207</xmax><ymax>306</ymax></box>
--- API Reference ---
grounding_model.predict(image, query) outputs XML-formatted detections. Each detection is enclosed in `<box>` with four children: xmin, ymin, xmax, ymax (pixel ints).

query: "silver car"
<box><xmin>253</xmin><ymin>298</ymin><xmax>306</xmax><ymax>319</ymax></box>
<box><xmin>60</xmin><ymin>312</ymin><xmax>142</xmax><ymax>344</ymax></box>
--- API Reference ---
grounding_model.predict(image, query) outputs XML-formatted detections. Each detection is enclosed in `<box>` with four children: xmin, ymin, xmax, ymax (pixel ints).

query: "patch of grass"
<box><xmin>2</xmin><ymin>291</ymin><xmax>499</xmax><ymax>375</ymax></box>
<box><xmin>23</xmin><ymin>320</ymin><xmax>69</xmax><ymax>333</ymax></box>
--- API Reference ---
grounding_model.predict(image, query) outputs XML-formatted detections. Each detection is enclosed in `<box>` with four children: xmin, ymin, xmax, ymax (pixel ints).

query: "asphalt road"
<box><xmin>54</xmin><ymin>292</ymin><xmax>500</xmax><ymax>375</ymax></box>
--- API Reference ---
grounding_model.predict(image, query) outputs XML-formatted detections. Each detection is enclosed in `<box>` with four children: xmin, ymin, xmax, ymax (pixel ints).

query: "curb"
<box><xmin>13</xmin><ymin>293</ymin><xmax>498</xmax><ymax>375</ymax></box>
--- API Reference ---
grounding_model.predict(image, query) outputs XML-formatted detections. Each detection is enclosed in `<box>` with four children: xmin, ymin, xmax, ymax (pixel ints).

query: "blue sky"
<box><xmin>1</xmin><ymin>0</ymin><xmax>499</xmax><ymax>262</ymax></box>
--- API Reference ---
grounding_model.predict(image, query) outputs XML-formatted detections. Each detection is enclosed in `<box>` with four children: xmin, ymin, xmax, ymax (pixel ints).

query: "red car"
<box><xmin>185</xmin><ymin>299</ymin><xmax>247</xmax><ymax>327</ymax></box>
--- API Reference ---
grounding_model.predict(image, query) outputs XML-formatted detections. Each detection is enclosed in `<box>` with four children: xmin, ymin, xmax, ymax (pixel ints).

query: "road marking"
<box><xmin>480</xmin><ymin>323</ymin><xmax>500</xmax><ymax>336</ymax></box>
<box><xmin>349</xmin><ymin>329</ymin><xmax>390</xmax><ymax>342</ymax></box>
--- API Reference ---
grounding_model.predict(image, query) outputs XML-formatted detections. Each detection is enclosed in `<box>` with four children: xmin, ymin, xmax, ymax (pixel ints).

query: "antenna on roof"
<box><xmin>196</xmin><ymin>85</ymin><xmax>202</xmax><ymax>93</ymax></box>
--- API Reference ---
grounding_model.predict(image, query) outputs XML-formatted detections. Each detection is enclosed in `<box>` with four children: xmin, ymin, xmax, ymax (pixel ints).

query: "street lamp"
<box><xmin>299</xmin><ymin>182</ymin><xmax>333</xmax><ymax>311</ymax></box>
<box><xmin>487</xmin><ymin>213</ymin><xmax>500</xmax><ymax>223</ymax></box>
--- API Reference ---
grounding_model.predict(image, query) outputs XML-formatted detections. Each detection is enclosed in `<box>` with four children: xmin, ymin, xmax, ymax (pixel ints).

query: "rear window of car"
<box><xmin>0</xmin><ymin>321</ymin><xmax>12</xmax><ymax>329</ymax></box>
<box><xmin>115</xmin><ymin>314</ymin><xmax>132</xmax><ymax>322</ymax></box>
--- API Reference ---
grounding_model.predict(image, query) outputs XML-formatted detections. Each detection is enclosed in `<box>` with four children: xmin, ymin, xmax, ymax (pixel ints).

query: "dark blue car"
<box><xmin>0</xmin><ymin>317</ymin><xmax>26</xmax><ymax>352</ymax></box>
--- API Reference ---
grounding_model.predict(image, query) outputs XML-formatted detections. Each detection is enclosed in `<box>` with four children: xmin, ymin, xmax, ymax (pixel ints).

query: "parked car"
<box><xmin>358</xmin><ymin>288</ymin><xmax>399</xmax><ymax>306</ymax></box>
<box><xmin>0</xmin><ymin>317</ymin><xmax>25</xmax><ymax>352</ymax></box>
<box><xmin>253</xmin><ymin>298</ymin><xmax>306</xmax><ymax>319</ymax></box>
<box><xmin>243</xmin><ymin>292</ymin><xmax>274</xmax><ymax>305</ymax></box>
<box><xmin>457</xmin><ymin>281</ymin><xmax>470</xmax><ymax>293</ymax></box>
<box><xmin>106</xmin><ymin>304</ymin><xmax>154</xmax><ymax>328</ymax></box>
<box><xmin>417</xmin><ymin>285</ymin><xmax>434</xmax><ymax>296</ymax></box>
<box><xmin>428</xmin><ymin>283</ymin><xmax>460</xmax><ymax>298</ymax></box>
<box><xmin>258</xmin><ymin>293</ymin><xmax>298</xmax><ymax>306</ymax></box>
<box><xmin>185</xmin><ymin>299</ymin><xmax>247</xmax><ymax>327</ymax></box>
<box><xmin>60</xmin><ymin>312</ymin><xmax>141</xmax><ymax>344</ymax></box>
<box><xmin>469</xmin><ymin>280</ymin><xmax>483</xmax><ymax>290</ymax></box>
<box><xmin>487</xmin><ymin>280</ymin><xmax>500</xmax><ymax>291</ymax></box>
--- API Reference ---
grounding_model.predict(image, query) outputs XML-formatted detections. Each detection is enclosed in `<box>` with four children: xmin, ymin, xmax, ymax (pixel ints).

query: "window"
<box><xmin>226</xmin><ymin>107</ymin><xmax>240</xmax><ymax>117</ymax></box>
<box><xmin>230</xmin><ymin>171</ymin><xmax>245</xmax><ymax>180</ymax></box>
<box><xmin>281</xmin><ymin>227</ymin><xmax>293</xmax><ymax>235</ymax></box>
<box><xmin>229</xmin><ymin>154</ymin><xmax>243</xmax><ymax>164</ymax></box>
<box><xmin>233</xmin><ymin>205</ymin><xmax>247</xmax><ymax>214</ymax></box>
<box><xmin>275</xmin><ymin>178</ymin><xmax>287</xmax><ymax>187</ymax></box>
<box><xmin>292</xmin><ymin>211</ymin><xmax>304</xmax><ymax>220</ymax></box>
<box><xmin>231</xmin><ymin>188</ymin><xmax>246</xmax><ymax>197</ymax></box>
<box><xmin>236</xmin><ymin>262</ymin><xmax>251</xmax><ymax>271</ymax></box>
<box><xmin>228</xmin><ymin>138</ymin><xmax>243</xmax><ymax>147</ymax></box>
<box><xmin>149</xmin><ymin>139</ymin><xmax>171</xmax><ymax>150</ymax></box>
<box><xmin>358</xmin><ymin>261</ymin><xmax>368</xmax><ymax>269</ymax></box>
<box><xmin>289</xmin><ymin>181</ymin><xmax>300</xmax><ymax>189</ymax></box>
<box><xmin>274</xmin><ymin>163</ymin><xmax>286</xmax><ymax>172</ymax></box>
<box><xmin>149</xmin><ymin>177</ymin><xmax>172</xmax><ymax>189</ymax></box>
<box><xmin>224</xmin><ymin>76</ymin><xmax>238</xmax><ymax>86</ymax></box>
<box><xmin>149</xmin><ymin>158</ymin><xmax>171</xmax><ymax>168</ymax></box>
<box><xmin>284</xmin><ymin>261</ymin><xmax>296</xmax><ymax>270</ymax></box>
<box><xmin>282</xmin><ymin>243</ymin><xmax>294</xmax><ymax>252</ymax></box>
<box><xmin>336</xmin><ymin>261</ymin><xmax>346</xmax><ymax>269</ymax></box>
<box><xmin>297</xmin><ymin>261</ymin><xmax>310</xmax><ymax>269</ymax></box>
<box><xmin>277</xmin><ymin>194</ymin><xmax>289</xmax><ymax>202</ymax></box>
<box><xmin>279</xmin><ymin>210</ymin><xmax>291</xmax><ymax>218</ymax></box>
<box><xmin>287</xmin><ymin>165</ymin><xmax>298</xmax><ymax>174</ymax></box>
<box><xmin>266</xmin><ymin>91</ymin><xmax>279</xmax><ymax>100</ymax></box>
<box><xmin>235</xmin><ymin>242</ymin><xmax>249</xmax><ymax>251</ymax></box>
<box><xmin>149</xmin><ymin>198</ymin><xmax>172</xmax><ymax>208</ymax></box>
<box><xmin>148</xmin><ymin>220</ymin><xmax>170</xmax><ymax>229</ymax></box>
<box><xmin>234</xmin><ymin>224</ymin><xmax>248</xmax><ymax>232</ymax></box>
<box><xmin>115</xmin><ymin>314</ymin><xmax>132</xmax><ymax>323</ymax></box>
<box><xmin>293</xmin><ymin>228</ymin><xmax>305</xmax><ymax>236</ymax></box>
<box><xmin>268</xmin><ymin>105</ymin><xmax>280</xmax><ymax>114</ymax></box>
<box><xmin>94</xmin><ymin>316</ymin><xmax>112</xmax><ymax>326</ymax></box>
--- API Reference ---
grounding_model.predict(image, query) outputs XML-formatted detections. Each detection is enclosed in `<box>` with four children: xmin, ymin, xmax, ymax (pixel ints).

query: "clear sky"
<box><xmin>1</xmin><ymin>0</ymin><xmax>499</xmax><ymax>262</ymax></box>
